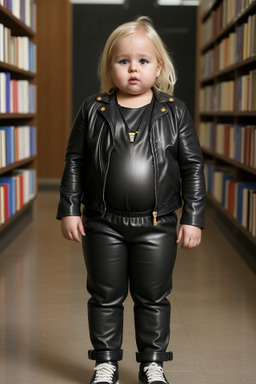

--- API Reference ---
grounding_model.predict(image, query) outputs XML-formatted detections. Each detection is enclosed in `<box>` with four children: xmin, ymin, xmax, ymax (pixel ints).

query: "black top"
<box><xmin>105</xmin><ymin>101</ymin><xmax>155</xmax><ymax>212</ymax></box>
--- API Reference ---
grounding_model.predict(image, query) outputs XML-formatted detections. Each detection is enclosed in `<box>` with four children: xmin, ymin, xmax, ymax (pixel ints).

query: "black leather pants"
<box><xmin>82</xmin><ymin>210</ymin><xmax>177</xmax><ymax>363</ymax></box>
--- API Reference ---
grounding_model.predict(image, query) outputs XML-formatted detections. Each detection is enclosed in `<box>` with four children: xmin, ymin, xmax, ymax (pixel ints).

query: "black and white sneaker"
<box><xmin>90</xmin><ymin>362</ymin><xmax>119</xmax><ymax>384</ymax></box>
<box><xmin>139</xmin><ymin>362</ymin><xmax>169</xmax><ymax>384</ymax></box>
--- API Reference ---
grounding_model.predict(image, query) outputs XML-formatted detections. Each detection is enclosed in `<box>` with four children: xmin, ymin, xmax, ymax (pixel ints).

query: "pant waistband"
<box><xmin>106</xmin><ymin>207</ymin><xmax>152</xmax><ymax>218</ymax></box>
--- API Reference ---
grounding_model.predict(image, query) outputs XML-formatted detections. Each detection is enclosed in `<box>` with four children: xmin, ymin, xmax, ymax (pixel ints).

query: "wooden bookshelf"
<box><xmin>0</xmin><ymin>61</ymin><xmax>35</xmax><ymax>78</ymax></box>
<box><xmin>0</xmin><ymin>4</ymin><xmax>35</xmax><ymax>37</ymax></box>
<box><xmin>197</xmin><ymin>0</ymin><xmax>256</xmax><ymax>247</ymax></box>
<box><xmin>36</xmin><ymin>0</ymin><xmax>72</xmax><ymax>179</ymax></box>
<box><xmin>0</xmin><ymin>1</ymin><xmax>37</xmax><ymax>239</ymax></box>
<box><xmin>0</xmin><ymin>156</ymin><xmax>36</xmax><ymax>176</ymax></box>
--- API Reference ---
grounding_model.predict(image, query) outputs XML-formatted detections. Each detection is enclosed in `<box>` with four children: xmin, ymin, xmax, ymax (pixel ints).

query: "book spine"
<box><xmin>0</xmin><ymin>168</ymin><xmax>35</xmax><ymax>224</ymax></box>
<box><xmin>204</xmin><ymin>161</ymin><xmax>256</xmax><ymax>237</ymax></box>
<box><xmin>1</xmin><ymin>0</ymin><xmax>35</xmax><ymax>29</ymax></box>
<box><xmin>0</xmin><ymin>21</ymin><xmax>36</xmax><ymax>72</ymax></box>
<box><xmin>0</xmin><ymin>72</ymin><xmax>36</xmax><ymax>114</ymax></box>
<box><xmin>0</xmin><ymin>126</ymin><xmax>37</xmax><ymax>168</ymax></box>
<box><xmin>200</xmin><ymin>124</ymin><xmax>256</xmax><ymax>169</ymax></box>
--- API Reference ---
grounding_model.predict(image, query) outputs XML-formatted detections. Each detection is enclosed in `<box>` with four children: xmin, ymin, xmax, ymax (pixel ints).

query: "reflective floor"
<box><xmin>0</xmin><ymin>190</ymin><xmax>256</xmax><ymax>384</ymax></box>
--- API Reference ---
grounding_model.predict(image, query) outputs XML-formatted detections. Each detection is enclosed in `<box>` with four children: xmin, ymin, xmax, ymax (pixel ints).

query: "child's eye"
<box><xmin>140</xmin><ymin>59</ymin><xmax>148</xmax><ymax>64</ymax></box>
<box><xmin>119</xmin><ymin>59</ymin><xmax>128</xmax><ymax>65</ymax></box>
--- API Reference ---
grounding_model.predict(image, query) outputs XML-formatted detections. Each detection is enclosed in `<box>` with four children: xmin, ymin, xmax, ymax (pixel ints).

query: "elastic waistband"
<box><xmin>106</xmin><ymin>207</ymin><xmax>152</xmax><ymax>218</ymax></box>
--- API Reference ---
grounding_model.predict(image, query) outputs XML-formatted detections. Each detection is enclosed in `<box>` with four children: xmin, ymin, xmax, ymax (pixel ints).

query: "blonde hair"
<box><xmin>98</xmin><ymin>16</ymin><xmax>176</xmax><ymax>95</ymax></box>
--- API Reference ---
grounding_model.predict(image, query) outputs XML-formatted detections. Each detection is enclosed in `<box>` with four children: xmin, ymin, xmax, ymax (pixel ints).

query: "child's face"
<box><xmin>110</xmin><ymin>31</ymin><xmax>162</xmax><ymax>98</ymax></box>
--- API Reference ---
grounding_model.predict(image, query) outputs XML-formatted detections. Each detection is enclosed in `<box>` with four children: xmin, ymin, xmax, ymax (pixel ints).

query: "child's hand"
<box><xmin>176</xmin><ymin>224</ymin><xmax>201</xmax><ymax>250</ymax></box>
<box><xmin>61</xmin><ymin>216</ymin><xmax>86</xmax><ymax>243</ymax></box>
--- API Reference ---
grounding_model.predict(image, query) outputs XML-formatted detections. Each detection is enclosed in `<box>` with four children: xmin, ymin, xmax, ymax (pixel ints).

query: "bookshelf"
<box><xmin>36</xmin><ymin>0</ymin><xmax>72</xmax><ymax>180</ymax></box>
<box><xmin>0</xmin><ymin>1</ymin><xmax>37</xmax><ymax>238</ymax></box>
<box><xmin>198</xmin><ymin>0</ymin><xmax>256</xmax><ymax>247</ymax></box>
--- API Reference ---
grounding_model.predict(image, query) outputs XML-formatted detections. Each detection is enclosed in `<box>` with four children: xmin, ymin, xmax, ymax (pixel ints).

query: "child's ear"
<box><xmin>156</xmin><ymin>61</ymin><xmax>163</xmax><ymax>78</ymax></box>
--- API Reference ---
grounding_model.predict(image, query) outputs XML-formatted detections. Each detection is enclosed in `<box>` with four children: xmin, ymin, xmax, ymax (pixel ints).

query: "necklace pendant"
<box><xmin>128</xmin><ymin>132</ymin><xmax>136</xmax><ymax>143</ymax></box>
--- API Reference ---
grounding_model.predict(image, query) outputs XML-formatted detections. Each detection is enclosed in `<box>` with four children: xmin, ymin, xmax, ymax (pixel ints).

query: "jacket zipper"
<box><xmin>100</xmin><ymin>110</ymin><xmax>115</xmax><ymax>213</ymax></box>
<box><xmin>149</xmin><ymin>107</ymin><xmax>167</xmax><ymax>226</ymax></box>
<box><xmin>102</xmin><ymin>144</ymin><xmax>114</xmax><ymax>212</ymax></box>
<box><xmin>152</xmin><ymin>211</ymin><xmax>157</xmax><ymax>226</ymax></box>
<box><xmin>149</xmin><ymin>137</ymin><xmax>158</xmax><ymax>226</ymax></box>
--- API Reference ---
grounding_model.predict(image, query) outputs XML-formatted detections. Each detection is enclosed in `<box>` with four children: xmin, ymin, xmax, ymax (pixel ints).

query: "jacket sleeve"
<box><xmin>177</xmin><ymin>102</ymin><xmax>206</xmax><ymax>228</ymax></box>
<box><xmin>56</xmin><ymin>101</ymin><xmax>87</xmax><ymax>220</ymax></box>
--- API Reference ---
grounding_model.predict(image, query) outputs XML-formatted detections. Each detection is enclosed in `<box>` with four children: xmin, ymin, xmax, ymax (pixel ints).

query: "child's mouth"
<box><xmin>129</xmin><ymin>77</ymin><xmax>138</xmax><ymax>84</ymax></box>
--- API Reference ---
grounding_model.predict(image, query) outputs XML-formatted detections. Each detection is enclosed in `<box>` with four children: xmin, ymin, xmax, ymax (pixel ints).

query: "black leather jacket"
<box><xmin>57</xmin><ymin>90</ymin><xmax>206</xmax><ymax>228</ymax></box>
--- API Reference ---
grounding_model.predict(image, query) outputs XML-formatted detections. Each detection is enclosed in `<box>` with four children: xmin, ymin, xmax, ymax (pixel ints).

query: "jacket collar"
<box><xmin>97</xmin><ymin>88</ymin><xmax>172</xmax><ymax>127</ymax></box>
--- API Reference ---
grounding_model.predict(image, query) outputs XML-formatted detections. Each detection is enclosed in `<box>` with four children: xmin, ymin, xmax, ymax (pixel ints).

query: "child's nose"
<box><xmin>129</xmin><ymin>64</ymin><xmax>138</xmax><ymax>72</ymax></box>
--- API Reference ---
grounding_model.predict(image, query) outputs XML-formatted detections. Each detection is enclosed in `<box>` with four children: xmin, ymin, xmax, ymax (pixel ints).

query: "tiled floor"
<box><xmin>0</xmin><ymin>190</ymin><xmax>255</xmax><ymax>384</ymax></box>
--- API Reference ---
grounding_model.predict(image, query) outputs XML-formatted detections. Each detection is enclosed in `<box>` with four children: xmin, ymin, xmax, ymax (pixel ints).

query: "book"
<box><xmin>242</xmin><ymin>188</ymin><xmax>250</xmax><ymax>230</ymax></box>
<box><xmin>234</xmin><ymin>125</ymin><xmax>244</xmax><ymax>162</ymax></box>
<box><xmin>228</xmin><ymin>180</ymin><xmax>236</xmax><ymax>216</ymax></box>
<box><xmin>250</xmin><ymin>191</ymin><xmax>256</xmax><ymax>236</ymax></box>
<box><xmin>3</xmin><ymin>0</ymin><xmax>35</xmax><ymax>28</ymax></box>
<box><xmin>5</xmin><ymin>72</ymin><xmax>10</xmax><ymax>113</ymax></box>
<box><xmin>229</xmin><ymin>125</ymin><xmax>235</xmax><ymax>159</ymax></box>
<box><xmin>0</xmin><ymin>168</ymin><xmax>36</xmax><ymax>221</ymax></box>
<box><xmin>0</xmin><ymin>126</ymin><xmax>14</xmax><ymax>165</ymax></box>
<box><xmin>234</xmin><ymin>182</ymin><xmax>256</xmax><ymax>224</ymax></box>
<box><xmin>30</xmin><ymin>126</ymin><xmax>36</xmax><ymax>156</ymax></box>
<box><xmin>0</xmin><ymin>185</ymin><xmax>5</xmax><ymax>224</ymax></box>
<box><xmin>212</xmin><ymin>167</ymin><xmax>234</xmax><ymax>205</ymax></box>
<box><xmin>250</xmin><ymin>13</ymin><xmax>256</xmax><ymax>56</ymax></box>
<box><xmin>0</xmin><ymin>72</ymin><xmax>36</xmax><ymax>113</ymax></box>
<box><xmin>0</xmin><ymin>129</ymin><xmax>6</xmax><ymax>168</ymax></box>
<box><xmin>215</xmin><ymin>124</ymin><xmax>225</xmax><ymax>155</ymax></box>
<box><xmin>249</xmin><ymin>70</ymin><xmax>256</xmax><ymax>111</ymax></box>
<box><xmin>0</xmin><ymin>23</ymin><xmax>4</xmax><ymax>62</ymax></box>
<box><xmin>0</xmin><ymin>125</ymin><xmax>36</xmax><ymax>166</ymax></box>
<box><xmin>11</xmin><ymin>168</ymin><xmax>35</xmax><ymax>204</ymax></box>
<box><xmin>222</xmin><ymin>173</ymin><xmax>235</xmax><ymax>206</ymax></box>
<box><xmin>244</xmin><ymin>126</ymin><xmax>251</xmax><ymax>166</ymax></box>
<box><xmin>0</xmin><ymin>72</ymin><xmax>6</xmax><ymax>113</ymax></box>
<box><xmin>0</xmin><ymin>176</ymin><xmax>16</xmax><ymax>216</ymax></box>
<box><xmin>0</xmin><ymin>184</ymin><xmax>9</xmax><ymax>222</ymax></box>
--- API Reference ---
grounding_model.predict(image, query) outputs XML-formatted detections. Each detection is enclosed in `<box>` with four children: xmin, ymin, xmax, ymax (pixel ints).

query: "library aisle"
<box><xmin>0</xmin><ymin>190</ymin><xmax>256</xmax><ymax>384</ymax></box>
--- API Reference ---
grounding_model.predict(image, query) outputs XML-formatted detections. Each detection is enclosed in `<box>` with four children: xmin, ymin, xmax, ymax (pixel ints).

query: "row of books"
<box><xmin>204</xmin><ymin>162</ymin><xmax>256</xmax><ymax>236</ymax></box>
<box><xmin>200</xmin><ymin>69</ymin><xmax>256</xmax><ymax>111</ymax></box>
<box><xmin>202</xmin><ymin>0</ymin><xmax>255</xmax><ymax>45</ymax></box>
<box><xmin>201</xmin><ymin>15</ymin><xmax>256</xmax><ymax>78</ymax></box>
<box><xmin>0</xmin><ymin>168</ymin><xmax>35</xmax><ymax>225</ymax></box>
<box><xmin>236</xmin><ymin>73</ymin><xmax>256</xmax><ymax>111</ymax></box>
<box><xmin>0</xmin><ymin>0</ymin><xmax>36</xmax><ymax>31</ymax></box>
<box><xmin>0</xmin><ymin>72</ymin><xmax>36</xmax><ymax>113</ymax></box>
<box><xmin>200</xmin><ymin>81</ymin><xmax>234</xmax><ymax>111</ymax></box>
<box><xmin>0</xmin><ymin>125</ymin><xmax>36</xmax><ymax>168</ymax></box>
<box><xmin>0</xmin><ymin>23</ymin><xmax>36</xmax><ymax>72</ymax></box>
<box><xmin>199</xmin><ymin>123</ymin><xmax>256</xmax><ymax>168</ymax></box>
<box><xmin>201</xmin><ymin>0</ymin><xmax>253</xmax><ymax>15</ymax></box>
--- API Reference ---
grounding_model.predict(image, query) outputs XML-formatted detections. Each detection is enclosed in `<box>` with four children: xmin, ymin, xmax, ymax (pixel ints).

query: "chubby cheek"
<box><xmin>111</xmin><ymin>68</ymin><xmax>125</xmax><ymax>88</ymax></box>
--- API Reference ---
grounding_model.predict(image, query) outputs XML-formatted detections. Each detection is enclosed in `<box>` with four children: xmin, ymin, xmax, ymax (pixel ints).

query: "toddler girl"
<box><xmin>57</xmin><ymin>16</ymin><xmax>205</xmax><ymax>384</ymax></box>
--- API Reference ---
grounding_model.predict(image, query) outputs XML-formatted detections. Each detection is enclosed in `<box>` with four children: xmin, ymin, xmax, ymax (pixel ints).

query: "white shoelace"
<box><xmin>143</xmin><ymin>362</ymin><xmax>167</xmax><ymax>383</ymax></box>
<box><xmin>93</xmin><ymin>363</ymin><xmax>117</xmax><ymax>383</ymax></box>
